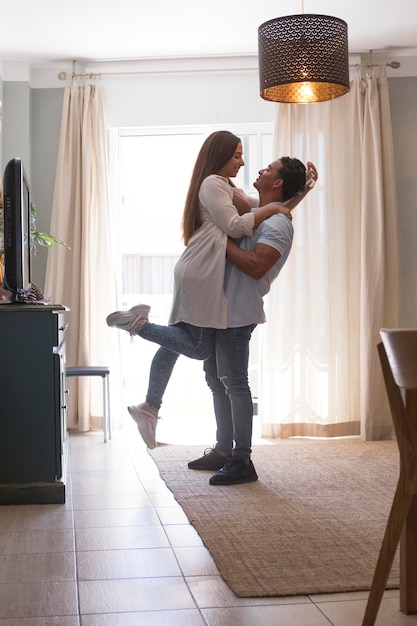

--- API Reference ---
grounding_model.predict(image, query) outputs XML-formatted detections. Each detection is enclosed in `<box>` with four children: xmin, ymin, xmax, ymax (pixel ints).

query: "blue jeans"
<box><xmin>203</xmin><ymin>324</ymin><xmax>256</xmax><ymax>460</ymax></box>
<box><xmin>139</xmin><ymin>322</ymin><xmax>214</xmax><ymax>360</ymax></box>
<box><xmin>138</xmin><ymin>322</ymin><xmax>215</xmax><ymax>410</ymax></box>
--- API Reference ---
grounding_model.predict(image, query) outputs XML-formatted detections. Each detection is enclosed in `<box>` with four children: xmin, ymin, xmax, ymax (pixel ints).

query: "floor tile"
<box><xmin>77</xmin><ymin>547</ymin><xmax>182</xmax><ymax>579</ymax></box>
<box><xmin>163</xmin><ymin>524</ymin><xmax>204</xmax><ymax>547</ymax></box>
<box><xmin>0</xmin><ymin>553</ymin><xmax>76</xmax><ymax>583</ymax></box>
<box><xmin>70</xmin><ymin>471</ymin><xmax>145</xmax><ymax>496</ymax></box>
<box><xmin>0</xmin><ymin>506</ymin><xmax>73</xmax><ymax>531</ymax></box>
<box><xmin>0</xmin><ymin>529</ymin><xmax>75</xmax><ymax>555</ymax></box>
<box><xmin>154</xmin><ymin>506</ymin><xmax>191</xmax><ymax>525</ymax></box>
<box><xmin>73</xmin><ymin>507</ymin><xmax>160</xmax><ymax>528</ymax></box>
<box><xmin>201</xmin><ymin>602</ymin><xmax>332</xmax><ymax>626</ymax></box>
<box><xmin>80</xmin><ymin>609</ymin><xmax>206</xmax><ymax>625</ymax></box>
<box><xmin>0</xmin><ymin>618</ymin><xmax>79</xmax><ymax>625</ymax></box>
<box><xmin>317</xmin><ymin>595</ymin><xmax>417</xmax><ymax>625</ymax></box>
<box><xmin>186</xmin><ymin>575</ymin><xmax>311</xmax><ymax>608</ymax></box>
<box><xmin>0</xmin><ymin>582</ymin><xmax>78</xmax><ymax>618</ymax></box>
<box><xmin>78</xmin><ymin>577</ymin><xmax>196</xmax><ymax>614</ymax></box>
<box><xmin>72</xmin><ymin>492</ymin><xmax>153</xmax><ymax>510</ymax></box>
<box><xmin>75</xmin><ymin>525</ymin><xmax>170</xmax><ymax>551</ymax></box>
<box><xmin>173</xmin><ymin>546</ymin><xmax>219</xmax><ymax>576</ymax></box>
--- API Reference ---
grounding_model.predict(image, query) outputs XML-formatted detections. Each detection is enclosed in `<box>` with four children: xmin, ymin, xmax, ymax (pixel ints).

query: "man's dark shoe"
<box><xmin>209</xmin><ymin>458</ymin><xmax>258</xmax><ymax>485</ymax></box>
<box><xmin>188</xmin><ymin>447</ymin><xmax>230</xmax><ymax>471</ymax></box>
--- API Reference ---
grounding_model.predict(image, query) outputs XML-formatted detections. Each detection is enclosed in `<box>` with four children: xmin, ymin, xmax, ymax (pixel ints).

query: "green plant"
<box><xmin>29</xmin><ymin>202</ymin><xmax>70</xmax><ymax>254</ymax></box>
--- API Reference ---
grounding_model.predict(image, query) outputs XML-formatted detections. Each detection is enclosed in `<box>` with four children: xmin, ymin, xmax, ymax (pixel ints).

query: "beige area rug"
<box><xmin>149</xmin><ymin>439</ymin><xmax>400</xmax><ymax>598</ymax></box>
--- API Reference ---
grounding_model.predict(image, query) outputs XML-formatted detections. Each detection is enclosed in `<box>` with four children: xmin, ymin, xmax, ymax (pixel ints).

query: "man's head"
<box><xmin>254</xmin><ymin>157</ymin><xmax>306</xmax><ymax>202</ymax></box>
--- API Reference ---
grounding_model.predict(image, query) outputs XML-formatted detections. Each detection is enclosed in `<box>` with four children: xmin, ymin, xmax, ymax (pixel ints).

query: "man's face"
<box><xmin>253</xmin><ymin>159</ymin><xmax>282</xmax><ymax>193</ymax></box>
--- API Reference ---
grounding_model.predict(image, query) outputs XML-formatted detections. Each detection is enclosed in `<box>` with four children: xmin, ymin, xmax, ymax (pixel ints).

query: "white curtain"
<box><xmin>45</xmin><ymin>80</ymin><xmax>122</xmax><ymax>432</ymax></box>
<box><xmin>258</xmin><ymin>67</ymin><xmax>399</xmax><ymax>441</ymax></box>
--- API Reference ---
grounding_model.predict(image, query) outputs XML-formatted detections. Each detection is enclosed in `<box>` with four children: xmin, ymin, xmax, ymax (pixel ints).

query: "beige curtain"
<box><xmin>45</xmin><ymin>80</ymin><xmax>121</xmax><ymax>432</ymax></box>
<box><xmin>258</xmin><ymin>67</ymin><xmax>399</xmax><ymax>441</ymax></box>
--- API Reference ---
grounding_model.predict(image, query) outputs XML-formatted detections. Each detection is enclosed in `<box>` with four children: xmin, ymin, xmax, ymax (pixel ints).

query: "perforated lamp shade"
<box><xmin>258</xmin><ymin>14</ymin><xmax>350</xmax><ymax>103</ymax></box>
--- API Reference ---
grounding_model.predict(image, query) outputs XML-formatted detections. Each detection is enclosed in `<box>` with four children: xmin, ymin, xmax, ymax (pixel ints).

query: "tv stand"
<box><xmin>0</xmin><ymin>304</ymin><xmax>68</xmax><ymax>504</ymax></box>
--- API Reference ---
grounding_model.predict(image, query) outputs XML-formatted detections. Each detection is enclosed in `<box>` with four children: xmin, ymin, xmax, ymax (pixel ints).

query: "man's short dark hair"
<box><xmin>278</xmin><ymin>157</ymin><xmax>306</xmax><ymax>201</ymax></box>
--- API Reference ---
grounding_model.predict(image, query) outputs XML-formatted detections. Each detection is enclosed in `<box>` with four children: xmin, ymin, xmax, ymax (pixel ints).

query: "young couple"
<box><xmin>107</xmin><ymin>130</ymin><xmax>317</xmax><ymax>485</ymax></box>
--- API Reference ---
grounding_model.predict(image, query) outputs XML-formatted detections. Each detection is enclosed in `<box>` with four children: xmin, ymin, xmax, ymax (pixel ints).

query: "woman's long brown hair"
<box><xmin>181</xmin><ymin>131</ymin><xmax>241</xmax><ymax>245</ymax></box>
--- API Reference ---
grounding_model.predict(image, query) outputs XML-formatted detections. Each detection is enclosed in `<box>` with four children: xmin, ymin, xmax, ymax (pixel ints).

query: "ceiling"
<box><xmin>0</xmin><ymin>0</ymin><xmax>416</xmax><ymax>68</ymax></box>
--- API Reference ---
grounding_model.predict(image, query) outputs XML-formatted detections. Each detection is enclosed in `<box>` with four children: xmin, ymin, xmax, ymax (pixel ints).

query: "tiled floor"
<box><xmin>1</xmin><ymin>421</ymin><xmax>417</xmax><ymax>625</ymax></box>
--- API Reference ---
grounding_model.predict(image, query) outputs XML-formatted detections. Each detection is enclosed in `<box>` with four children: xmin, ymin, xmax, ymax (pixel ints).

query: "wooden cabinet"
<box><xmin>0</xmin><ymin>304</ymin><xmax>68</xmax><ymax>503</ymax></box>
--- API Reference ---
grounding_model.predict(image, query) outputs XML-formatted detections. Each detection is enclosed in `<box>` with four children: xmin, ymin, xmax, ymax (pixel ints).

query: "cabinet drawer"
<box><xmin>53</xmin><ymin>311</ymin><xmax>68</xmax><ymax>347</ymax></box>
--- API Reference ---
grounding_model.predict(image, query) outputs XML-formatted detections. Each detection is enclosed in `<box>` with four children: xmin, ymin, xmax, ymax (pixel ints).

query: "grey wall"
<box><xmin>0</xmin><ymin>76</ymin><xmax>3</xmax><ymax>169</ymax></box>
<box><xmin>2</xmin><ymin>82</ymin><xmax>31</xmax><ymax>178</ymax></box>
<box><xmin>30</xmin><ymin>88</ymin><xmax>63</xmax><ymax>287</ymax></box>
<box><xmin>1</xmin><ymin>85</ymin><xmax>63</xmax><ymax>287</ymax></box>
<box><xmin>388</xmin><ymin>77</ymin><xmax>417</xmax><ymax>326</ymax></box>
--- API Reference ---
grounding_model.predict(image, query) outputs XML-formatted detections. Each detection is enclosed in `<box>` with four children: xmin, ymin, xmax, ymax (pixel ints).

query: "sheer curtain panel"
<box><xmin>259</xmin><ymin>67</ymin><xmax>399</xmax><ymax>441</ymax></box>
<box><xmin>45</xmin><ymin>81</ymin><xmax>122</xmax><ymax>432</ymax></box>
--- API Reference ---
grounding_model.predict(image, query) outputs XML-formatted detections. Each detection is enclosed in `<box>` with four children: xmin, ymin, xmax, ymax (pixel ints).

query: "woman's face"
<box><xmin>216</xmin><ymin>142</ymin><xmax>244</xmax><ymax>179</ymax></box>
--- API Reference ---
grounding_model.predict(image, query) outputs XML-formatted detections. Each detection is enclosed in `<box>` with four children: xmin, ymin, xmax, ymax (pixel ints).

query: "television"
<box><xmin>2</xmin><ymin>158</ymin><xmax>32</xmax><ymax>299</ymax></box>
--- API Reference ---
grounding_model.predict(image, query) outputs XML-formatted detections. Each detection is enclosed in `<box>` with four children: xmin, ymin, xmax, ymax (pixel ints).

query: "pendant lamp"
<box><xmin>258</xmin><ymin>14</ymin><xmax>350</xmax><ymax>103</ymax></box>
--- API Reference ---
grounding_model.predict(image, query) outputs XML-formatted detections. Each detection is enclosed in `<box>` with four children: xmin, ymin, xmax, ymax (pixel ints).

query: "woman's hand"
<box><xmin>280</xmin><ymin>161</ymin><xmax>318</xmax><ymax>214</ymax></box>
<box><xmin>305</xmin><ymin>161</ymin><xmax>318</xmax><ymax>189</ymax></box>
<box><xmin>232</xmin><ymin>188</ymin><xmax>252</xmax><ymax>215</ymax></box>
<box><xmin>271</xmin><ymin>203</ymin><xmax>292</xmax><ymax>220</ymax></box>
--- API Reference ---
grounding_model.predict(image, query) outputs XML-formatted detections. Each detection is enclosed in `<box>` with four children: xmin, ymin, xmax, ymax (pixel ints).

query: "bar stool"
<box><xmin>66</xmin><ymin>366</ymin><xmax>111</xmax><ymax>442</ymax></box>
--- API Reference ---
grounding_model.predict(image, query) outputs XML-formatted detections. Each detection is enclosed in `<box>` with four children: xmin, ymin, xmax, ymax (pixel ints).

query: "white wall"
<box><xmin>102</xmin><ymin>70</ymin><xmax>274</xmax><ymax>128</ymax></box>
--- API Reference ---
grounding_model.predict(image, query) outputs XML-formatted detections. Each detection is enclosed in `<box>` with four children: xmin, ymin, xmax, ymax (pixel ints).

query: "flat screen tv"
<box><xmin>2</xmin><ymin>158</ymin><xmax>32</xmax><ymax>299</ymax></box>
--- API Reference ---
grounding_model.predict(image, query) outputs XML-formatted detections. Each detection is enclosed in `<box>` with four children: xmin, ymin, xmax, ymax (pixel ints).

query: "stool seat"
<box><xmin>67</xmin><ymin>366</ymin><xmax>110</xmax><ymax>377</ymax></box>
<box><xmin>66</xmin><ymin>366</ymin><xmax>111</xmax><ymax>442</ymax></box>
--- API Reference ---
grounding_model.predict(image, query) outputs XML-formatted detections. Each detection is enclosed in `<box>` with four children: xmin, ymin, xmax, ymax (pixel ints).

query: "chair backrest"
<box><xmin>379</xmin><ymin>328</ymin><xmax>417</xmax><ymax>459</ymax></box>
<box><xmin>380</xmin><ymin>329</ymin><xmax>417</xmax><ymax>390</ymax></box>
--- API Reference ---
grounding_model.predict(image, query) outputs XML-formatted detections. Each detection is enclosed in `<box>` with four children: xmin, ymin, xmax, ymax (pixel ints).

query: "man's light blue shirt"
<box><xmin>224</xmin><ymin>211</ymin><xmax>294</xmax><ymax>328</ymax></box>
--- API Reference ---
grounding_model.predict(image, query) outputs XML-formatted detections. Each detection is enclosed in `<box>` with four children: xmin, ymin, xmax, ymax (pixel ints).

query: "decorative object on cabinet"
<box><xmin>29</xmin><ymin>202</ymin><xmax>70</xmax><ymax>255</ymax></box>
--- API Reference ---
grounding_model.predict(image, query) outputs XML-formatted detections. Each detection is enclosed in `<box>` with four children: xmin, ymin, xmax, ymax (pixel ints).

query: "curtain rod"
<box><xmin>58</xmin><ymin>60</ymin><xmax>401</xmax><ymax>81</ymax></box>
<box><xmin>349</xmin><ymin>61</ymin><xmax>401</xmax><ymax>69</ymax></box>
<box><xmin>57</xmin><ymin>67</ymin><xmax>255</xmax><ymax>80</ymax></box>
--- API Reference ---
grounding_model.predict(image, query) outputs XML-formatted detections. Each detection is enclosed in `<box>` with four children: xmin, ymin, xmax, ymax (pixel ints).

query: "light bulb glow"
<box><xmin>298</xmin><ymin>82</ymin><xmax>315</xmax><ymax>102</ymax></box>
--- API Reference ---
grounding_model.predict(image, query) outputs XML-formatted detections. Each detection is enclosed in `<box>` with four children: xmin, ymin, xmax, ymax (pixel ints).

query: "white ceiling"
<box><xmin>0</xmin><ymin>0</ymin><xmax>416</xmax><ymax>67</ymax></box>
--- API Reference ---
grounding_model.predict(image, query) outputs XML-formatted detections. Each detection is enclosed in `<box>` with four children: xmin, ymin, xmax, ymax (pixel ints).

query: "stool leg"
<box><xmin>102</xmin><ymin>376</ymin><xmax>108</xmax><ymax>442</ymax></box>
<box><xmin>103</xmin><ymin>374</ymin><xmax>111</xmax><ymax>441</ymax></box>
<box><xmin>106</xmin><ymin>375</ymin><xmax>112</xmax><ymax>440</ymax></box>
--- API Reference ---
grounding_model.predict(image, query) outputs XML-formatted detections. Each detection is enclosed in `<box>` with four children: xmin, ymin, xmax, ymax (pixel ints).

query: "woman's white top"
<box><xmin>168</xmin><ymin>174</ymin><xmax>256</xmax><ymax>329</ymax></box>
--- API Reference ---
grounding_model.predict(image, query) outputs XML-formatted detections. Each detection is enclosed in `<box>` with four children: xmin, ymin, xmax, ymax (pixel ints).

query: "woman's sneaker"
<box><xmin>128</xmin><ymin>403</ymin><xmax>158</xmax><ymax>449</ymax></box>
<box><xmin>106</xmin><ymin>304</ymin><xmax>150</xmax><ymax>335</ymax></box>
<box><xmin>188</xmin><ymin>447</ymin><xmax>230</xmax><ymax>471</ymax></box>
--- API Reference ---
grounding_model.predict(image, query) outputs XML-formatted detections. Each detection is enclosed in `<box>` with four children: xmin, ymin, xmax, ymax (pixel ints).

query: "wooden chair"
<box><xmin>363</xmin><ymin>329</ymin><xmax>417</xmax><ymax>625</ymax></box>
